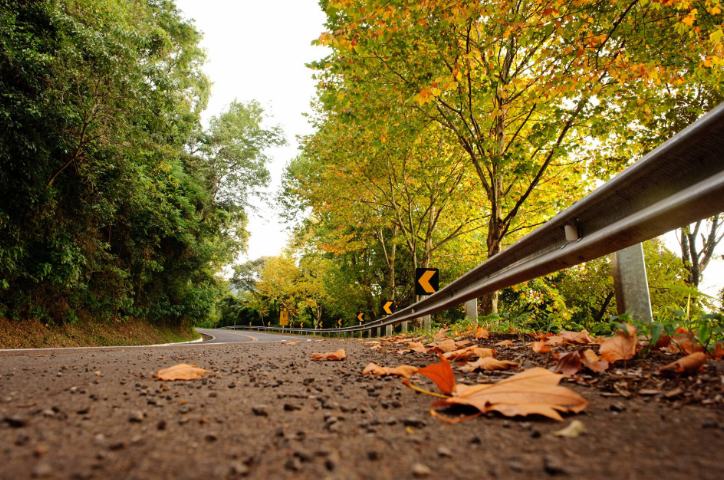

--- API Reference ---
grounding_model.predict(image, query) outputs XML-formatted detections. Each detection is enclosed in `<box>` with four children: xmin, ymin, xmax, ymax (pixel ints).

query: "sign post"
<box><xmin>279</xmin><ymin>308</ymin><xmax>289</xmax><ymax>331</ymax></box>
<box><xmin>415</xmin><ymin>268</ymin><xmax>439</xmax><ymax>331</ymax></box>
<box><xmin>382</xmin><ymin>300</ymin><xmax>395</xmax><ymax>337</ymax></box>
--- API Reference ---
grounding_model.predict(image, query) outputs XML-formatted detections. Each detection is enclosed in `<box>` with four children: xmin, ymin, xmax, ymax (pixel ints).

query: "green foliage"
<box><xmin>0</xmin><ymin>1</ymin><xmax>281</xmax><ymax>325</ymax></box>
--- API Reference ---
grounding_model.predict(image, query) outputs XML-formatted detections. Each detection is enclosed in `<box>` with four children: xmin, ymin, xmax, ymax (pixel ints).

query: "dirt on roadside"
<box><xmin>0</xmin><ymin>335</ymin><xmax>722</xmax><ymax>480</ymax></box>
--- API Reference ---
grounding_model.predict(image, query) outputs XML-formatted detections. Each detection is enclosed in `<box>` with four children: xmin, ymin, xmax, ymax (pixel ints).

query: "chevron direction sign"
<box><xmin>382</xmin><ymin>300</ymin><xmax>395</xmax><ymax>315</ymax></box>
<box><xmin>357</xmin><ymin>311</ymin><xmax>365</xmax><ymax>323</ymax></box>
<box><xmin>415</xmin><ymin>268</ymin><xmax>439</xmax><ymax>295</ymax></box>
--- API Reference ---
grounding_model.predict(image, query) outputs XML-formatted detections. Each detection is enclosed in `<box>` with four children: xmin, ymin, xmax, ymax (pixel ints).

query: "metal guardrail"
<box><xmin>227</xmin><ymin>103</ymin><xmax>724</xmax><ymax>336</ymax></box>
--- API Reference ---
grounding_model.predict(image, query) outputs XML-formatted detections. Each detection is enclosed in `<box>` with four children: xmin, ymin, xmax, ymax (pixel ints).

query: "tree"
<box><xmin>314</xmin><ymin>0</ymin><xmax>723</xmax><ymax>312</ymax></box>
<box><xmin>0</xmin><ymin>1</ymin><xmax>281</xmax><ymax>325</ymax></box>
<box><xmin>679</xmin><ymin>215</ymin><xmax>723</xmax><ymax>287</ymax></box>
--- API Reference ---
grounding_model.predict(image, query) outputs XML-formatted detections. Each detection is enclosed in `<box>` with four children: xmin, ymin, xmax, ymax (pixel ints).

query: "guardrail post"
<box><xmin>401</xmin><ymin>321</ymin><xmax>408</xmax><ymax>333</ymax></box>
<box><xmin>376</xmin><ymin>327</ymin><xmax>381</xmax><ymax>337</ymax></box>
<box><xmin>612</xmin><ymin>243</ymin><xmax>653</xmax><ymax>323</ymax></box>
<box><xmin>385</xmin><ymin>324</ymin><xmax>393</xmax><ymax>336</ymax></box>
<box><xmin>465</xmin><ymin>298</ymin><xmax>478</xmax><ymax>324</ymax></box>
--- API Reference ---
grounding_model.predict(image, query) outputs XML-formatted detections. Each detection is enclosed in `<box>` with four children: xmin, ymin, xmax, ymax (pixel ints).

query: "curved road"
<box><xmin>196</xmin><ymin>327</ymin><xmax>300</xmax><ymax>344</ymax></box>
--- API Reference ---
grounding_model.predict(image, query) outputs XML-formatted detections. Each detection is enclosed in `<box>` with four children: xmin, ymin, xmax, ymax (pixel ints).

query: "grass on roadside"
<box><xmin>0</xmin><ymin>316</ymin><xmax>199</xmax><ymax>349</ymax></box>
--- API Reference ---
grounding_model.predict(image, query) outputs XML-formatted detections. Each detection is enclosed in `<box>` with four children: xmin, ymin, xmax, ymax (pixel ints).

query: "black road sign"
<box><xmin>415</xmin><ymin>268</ymin><xmax>439</xmax><ymax>295</ymax></box>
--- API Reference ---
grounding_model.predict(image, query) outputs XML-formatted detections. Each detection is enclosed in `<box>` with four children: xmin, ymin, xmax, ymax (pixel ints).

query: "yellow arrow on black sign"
<box><xmin>357</xmin><ymin>311</ymin><xmax>364</xmax><ymax>322</ymax></box>
<box><xmin>415</xmin><ymin>268</ymin><xmax>439</xmax><ymax>295</ymax></box>
<box><xmin>382</xmin><ymin>301</ymin><xmax>394</xmax><ymax>315</ymax></box>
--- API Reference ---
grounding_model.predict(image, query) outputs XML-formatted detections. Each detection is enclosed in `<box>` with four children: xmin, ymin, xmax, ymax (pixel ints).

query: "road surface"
<box><xmin>0</xmin><ymin>331</ymin><xmax>722</xmax><ymax>479</ymax></box>
<box><xmin>197</xmin><ymin>328</ymin><xmax>300</xmax><ymax>344</ymax></box>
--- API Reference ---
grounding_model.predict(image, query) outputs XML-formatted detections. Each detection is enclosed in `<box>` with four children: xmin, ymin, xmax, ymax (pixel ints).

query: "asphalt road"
<box><xmin>197</xmin><ymin>328</ymin><xmax>301</xmax><ymax>344</ymax></box>
<box><xmin>1</xmin><ymin>332</ymin><xmax>722</xmax><ymax>479</ymax></box>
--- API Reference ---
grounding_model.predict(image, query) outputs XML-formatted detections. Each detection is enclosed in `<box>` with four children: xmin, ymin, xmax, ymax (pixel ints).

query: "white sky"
<box><xmin>175</xmin><ymin>0</ymin><xmax>326</xmax><ymax>262</ymax></box>
<box><xmin>175</xmin><ymin>0</ymin><xmax>721</xmax><ymax>303</ymax></box>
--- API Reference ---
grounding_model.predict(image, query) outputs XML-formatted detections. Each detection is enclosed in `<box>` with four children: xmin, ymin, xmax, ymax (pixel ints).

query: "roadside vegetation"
<box><xmin>1</xmin><ymin>1</ymin><xmax>722</xmax><ymax>347</ymax></box>
<box><xmin>0</xmin><ymin>0</ymin><xmax>282</xmax><ymax>344</ymax></box>
<box><xmin>218</xmin><ymin>1</ymin><xmax>723</xmax><ymax>340</ymax></box>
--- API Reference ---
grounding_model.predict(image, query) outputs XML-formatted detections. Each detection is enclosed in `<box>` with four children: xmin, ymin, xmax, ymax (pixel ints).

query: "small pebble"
<box><xmin>251</xmin><ymin>406</ymin><xmax>268</xmax><ymax>417</ymax></box>
<box><xmin>436</xmin><ymin>446</ymin><xmax>452</xmax><ymax>458</ymax></box>
<box><xmin>412</xmin><ymin>463</ymin><xmax>432</xmax><ymax>477</ymax></box>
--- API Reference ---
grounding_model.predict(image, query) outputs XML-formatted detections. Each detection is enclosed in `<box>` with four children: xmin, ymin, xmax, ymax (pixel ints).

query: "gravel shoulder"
<box><xmin>1</xmin><ymin>336</ymin><xmax>722</xmax><ymax>480</ymax></box>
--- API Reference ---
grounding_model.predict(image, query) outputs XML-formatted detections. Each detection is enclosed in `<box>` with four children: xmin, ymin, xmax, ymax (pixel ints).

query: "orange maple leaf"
<box><xmin>417</xmin><ymin>356</ymin><xmax>456</xmax><ymax>395</ymax></box>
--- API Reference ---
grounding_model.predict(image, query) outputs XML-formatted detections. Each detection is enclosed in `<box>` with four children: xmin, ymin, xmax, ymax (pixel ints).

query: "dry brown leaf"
<box><xmin>362</xmin><ymin>362</ymin><xmax>418</xmax><ymax>379</ymax></box>
<box><xmin>474</xmin><ymin>326</ymin><xmax>490</xmax><ymax>339</ymax></box>
<box><xmin>156</xmin><ymin>363</ymin><xmax>208</xmax><ymax>381</ymax></box>
<box><xmin>552</xmin><ymin>351</ymin><xmax>582</xmax><ymax>376</ymax></box>
<box><xmin>311</xmin><ymin>349</ymin><xmax>346</xmax><ymax>361</ymax></box>
<box><xmin>459</xmin><ymin>357</ymin><xmax>518</xmax><ymax>372</ymax></box>
<box><xmin>581</xmin><ymin>349</ymin><xmax>609</xmax><ymax>373</ymax></box>
<box><xmin>433</xmin><ymin>328</ymin><xmax>449</xmax><ymax>341</ymax></box>
<box><xmin>670</xmin><ymin>330</ymin><xmax>705</xmax><ymax>355</ymax></box>
<box><xmin>531</xmin><ymin>341</ymin><xmax>552</xmax><ymax>353</ymax></box>
<box><xmin>429</xmin><ymin>338</ymin><xmax>458</xmax><ymax>353</ymax></box>
<box><xmin>443</xmin><ymin>368</ymin><xmax>587</xmax><ymax>421</ymax></box>
<box><xmin>494</xmin><ymin>339</ymin><xmax>514</xmax><ymax>347</ymax></box>
<box><xmin>443</xmin><ymin>346</ymin><xmax>495</xmax><ymax>361</ymax></box>
<box><xmin>659</xmin><ymin>352</ymin><xmax>707</xmax><ymax>375</ymax></box>
<box><xmin>546</xmin><ymin>330</ymin><xmax>595</xmax><ymax>346</ymax></box>
<box><xmin>599</xmin><ymin>324</ymin><xmax>637</xmax><ymax>363</ymax></box>
<box><xmin>407</xmin><ymin>341</ymin><xmax>427</xmax><ymax>353</ymax></box>
<box><xmin>714</xmin><ymin>342</ymin><xmax>724</xmax><ymax>360</ymax></box>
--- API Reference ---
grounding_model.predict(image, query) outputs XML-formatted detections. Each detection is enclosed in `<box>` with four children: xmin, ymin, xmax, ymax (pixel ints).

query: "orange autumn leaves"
<box><xmin>394</xmin><ymin>356</ymin><xmax>587</xmax><ymax>421</ymax></box>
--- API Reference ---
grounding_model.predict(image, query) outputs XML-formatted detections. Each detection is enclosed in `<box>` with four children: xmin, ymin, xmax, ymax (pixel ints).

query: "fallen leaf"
<box><xmin>433</xmin><ymin>328</ymin><xmax>449</xmax><ymax>341</ymax></box>
<box><xmin>417</xmin><ymin>356</ymin><xmax>456</xmax><ymax>395</ymax></box>
<box><xmin>553</xmin><ymin>419</ymin><xmax>586</xmax><ymax>438</ymax></box>
<box><xmin>581</xmin><ymin>349</ymin><xmax>609</xmax><ymax>373</ymax></box>
<box><xmin>443</xmin><ymin>346</ymin><xmax>495</xmax><ymax>361</ymax></box>
<box><xmin>599</xmin><ymin>324</ymin><xmax>637</xmax><ymax>363</ymax></box>
<box><xmin>443</xmin><ymin>368</ymin><xmax>587</xmax><ymax>421</ymax></box>
<box><xmin>494</xmin><ymin>340</ymin><xmax>514</xmax><ymax>347</ymax></box>
<box><xmin>546</xmin><ymin>330</ymin><xmax>594</xmax><ymax>346</ymax></box>
<box><xmin>474</xmin><ymin>326</ymin><xmax>490</xmax><ymax>339</ymax></box>
<box><xmin>659</xmin><ymin>352</ymin><xmax>707</xmax><ymax>375</ymax></box>
<box><xmin>155</xmin><ymin>364</ymin><xmax>208</xmax><ymax>381</ymax></box>
<box><xmin>531</xmin><ymin>341</ymin><xmax>551</xmax><ymax>353</ymax></box>
<box><xmin>552</xmin><ymin>351</ymin><xmax>582</xmax><ymax>376</ymax></box>
<box><xmin>362</xmin><ymin>362</ymin><xmax>418</xmax><ymax>379</ymax></box>
<box><xmin>670</xmin><ymin>330</ymin><xmax>705</xmax><ymax>355</ymax></box>
<box><xmin>407</xmin><ymin>341</ymin><xmax>427</xmax><ymax>353</ymax></box>
<box><xmin>428</xmin><ymin>338</ymin><xmax>458</xmax><ymax>353</ymax></box>
<box><xmin>311</xmin><ymin>349</ymin><xmax>346</xmax><ymax>361</ymax></box>
<box><xmin>459</xmin><ymin>357</ymin><xmax>518</xmax><ymax>372</ymax></box>
<box><xmin>714</xmin><ymin>342</ymin><xmax>724</xmax><ymax>360</ymax></box>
